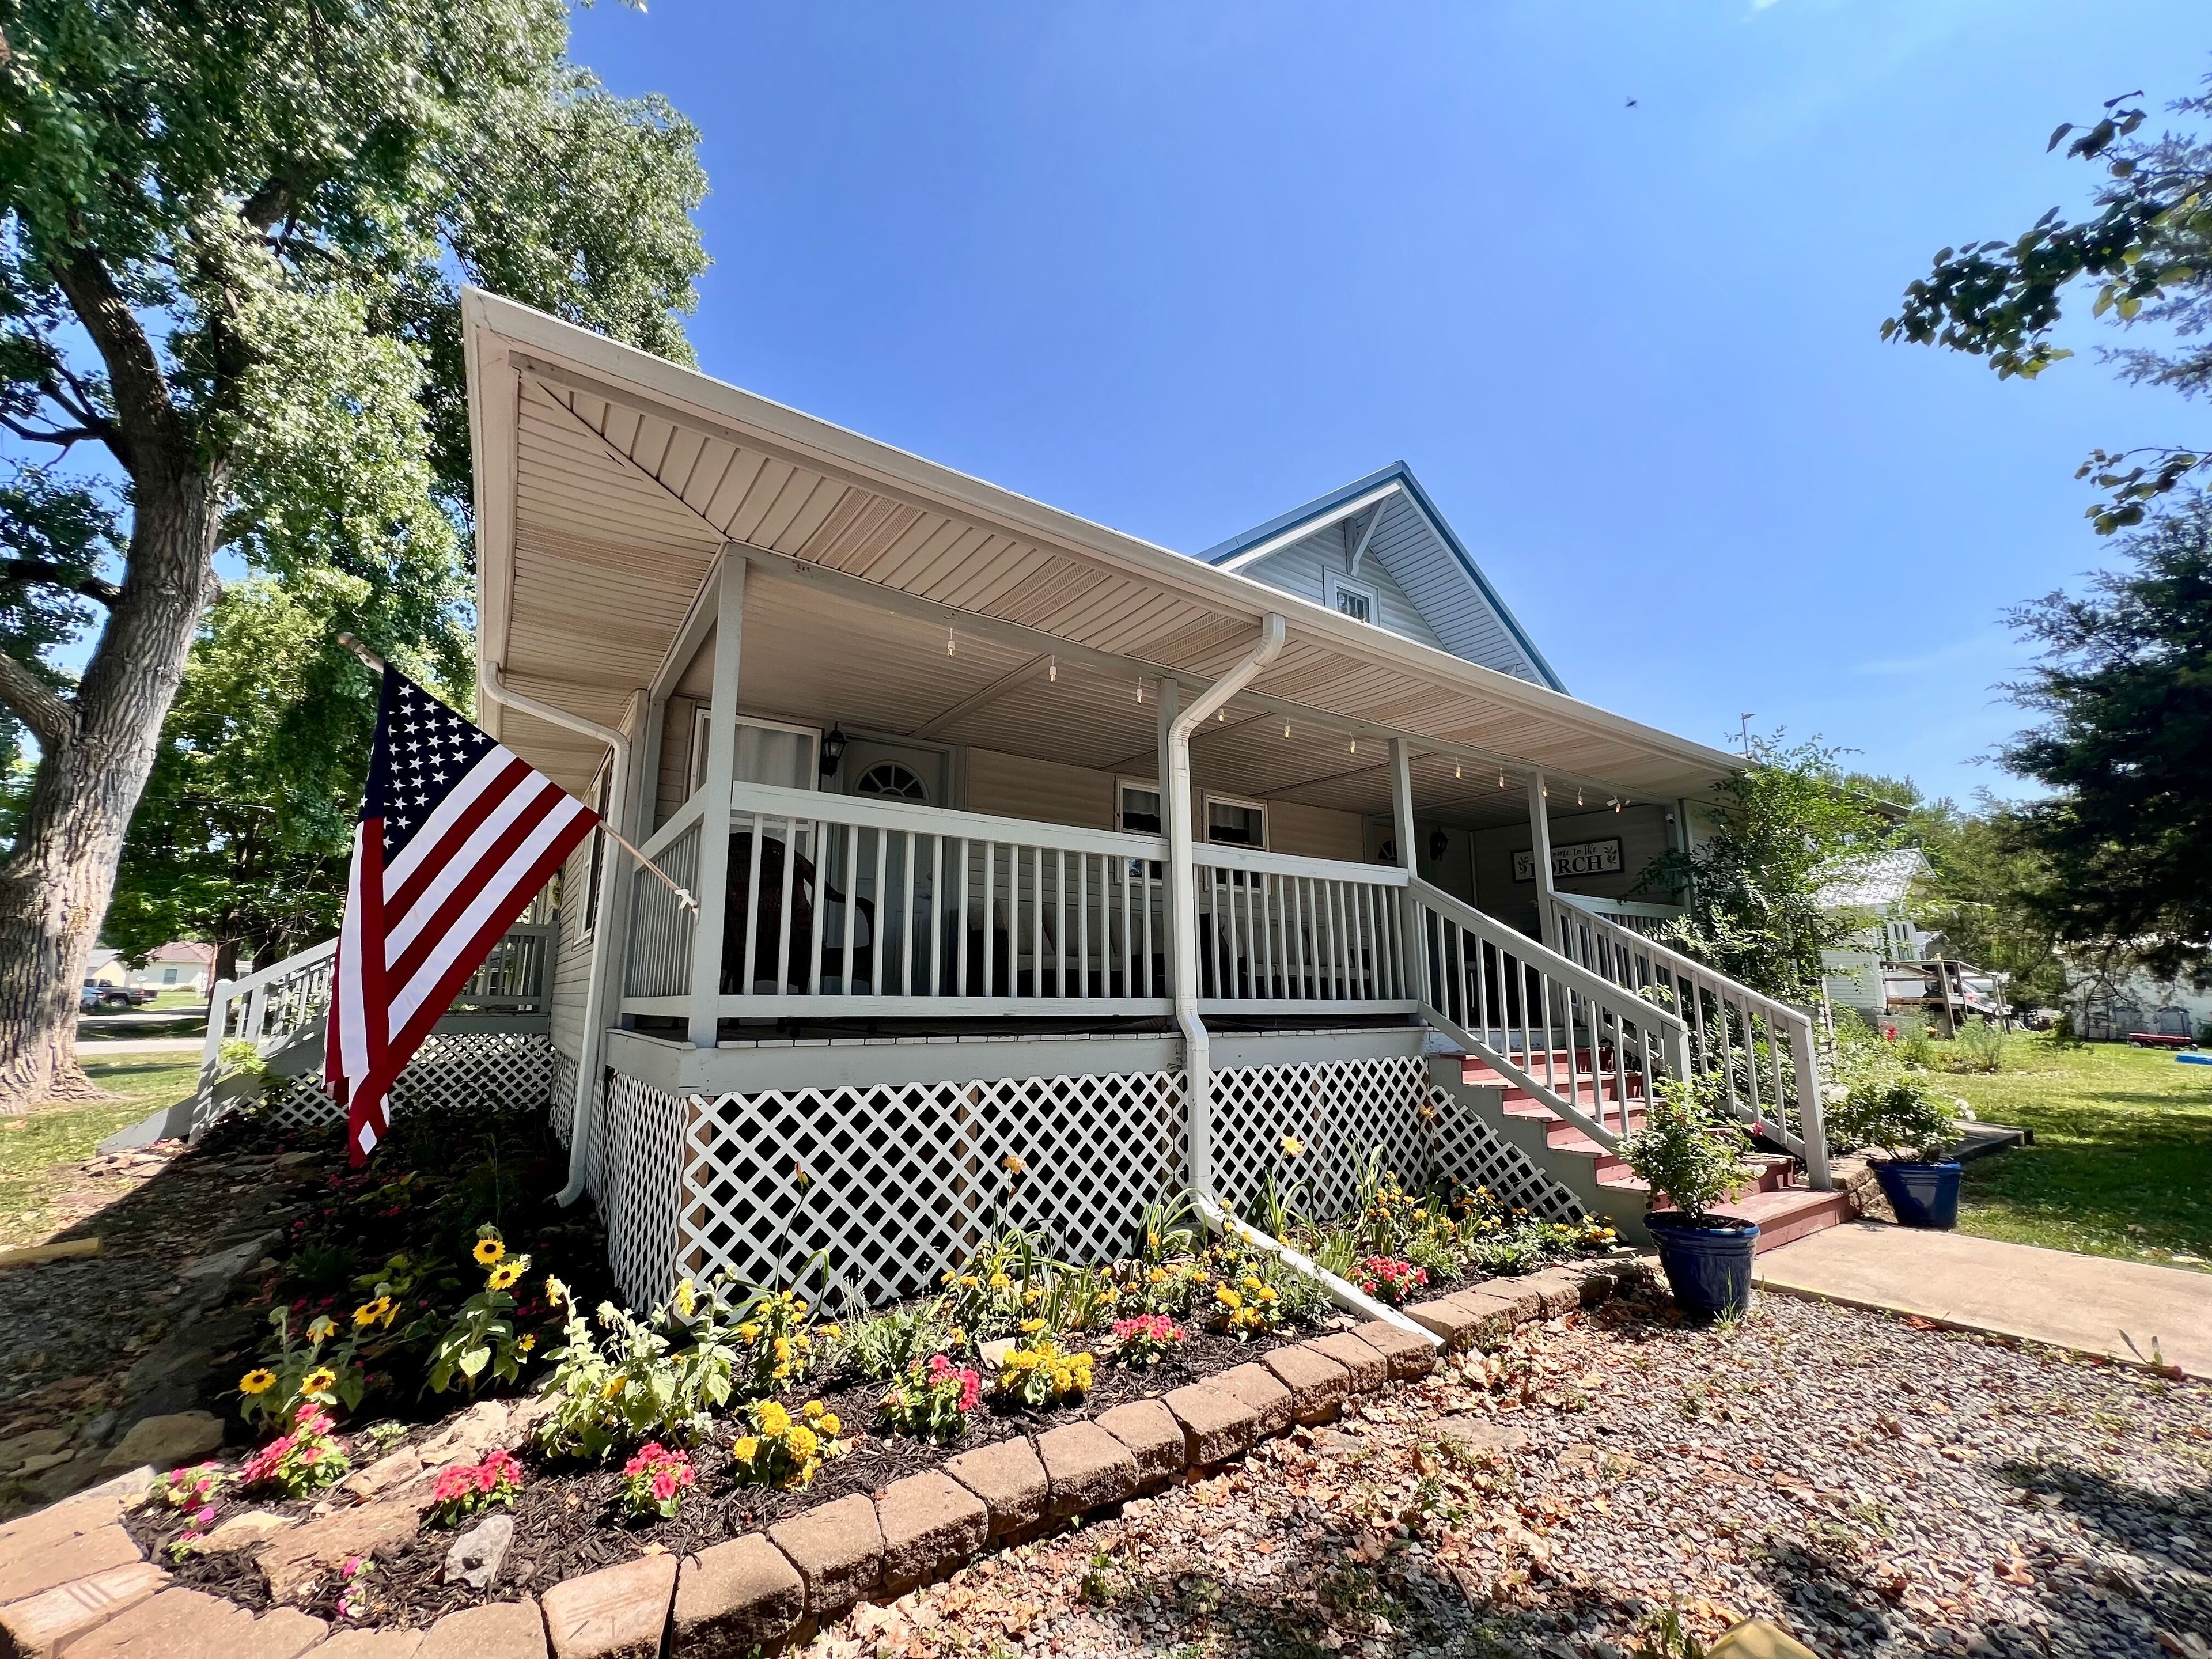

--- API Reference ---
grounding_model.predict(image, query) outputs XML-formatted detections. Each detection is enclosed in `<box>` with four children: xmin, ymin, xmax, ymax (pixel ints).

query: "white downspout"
<box><xmin>1168</xmin><ymin>613</ymin><xmax>1285</xmax><ymax>1200</ymax></box>
<box><xmin>480</xmin><ymin>661</ymin><xmax>628</xmax><ymax>1206</ymax></box>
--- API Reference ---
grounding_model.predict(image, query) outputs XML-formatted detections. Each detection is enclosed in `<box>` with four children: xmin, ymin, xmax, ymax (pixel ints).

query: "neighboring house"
<box><xmin>127</xmin><ymin>941</ymin><xmax>218</xmax><ymax>995</ymax></box>
<box><xmin>202</xmin><ymin>290</ymin><xmax>1848</xmax><ymax>1312</ymax></box>
<box><xmin>84</xmin><ymin>948</ymin><xmax>130</xmax><ymax>989</ymax></box>
<box><xmin>1817</xmin><ymin>849</ymin><xmax>1937</xmax><ymax>1023</ymax></box>
<box><xmin>2065</xmin><ymin>961</ymin><xmax>2212</xmax><ymax>1041</ymax></box>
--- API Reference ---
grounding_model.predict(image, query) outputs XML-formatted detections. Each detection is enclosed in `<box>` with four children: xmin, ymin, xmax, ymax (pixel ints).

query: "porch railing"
<box><xmin>1550</xmin><ymin>891</ymin><xmax>1685</xmax><ymax>942</ymax></box>
<box><xmin>1541</xmin><ymin>892</ymin><xmax>1830</xmax><ymax>1187</ymax></box>
<box><xmin>1411</xmin><ymin>877</ymin><xmax>1690</xmax><ymax>1151</ymax></box>
<box><xmin>1192</xmin><ymin>844</ymin><xmax>1411</xmax><ymax>1014</ymax></box>
<box><xmin>198</xmin><ymin>921</ymin><xmax>559</xmax><ymax>1095</ymax></box>
<box><xmin>623</xmin><ymin>781</ymin><xmax>1176</xmax><ymax>1020</ymax></box>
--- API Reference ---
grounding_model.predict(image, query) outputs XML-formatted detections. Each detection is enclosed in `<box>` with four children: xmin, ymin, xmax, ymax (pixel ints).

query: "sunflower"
<box><xmin>353</xmin><ymin>1296</ymin><xmax>395</xmax><ymax>1330</ymax></box>
<box><xmin>306</xmin><ymin>1315</ymin><xmax>338</xmax><ymax>1343</ymax></box>
<box><xmin>240</xmin><ymin>1368</ymin><xmax>277</xmax><ymax>1396</ymax></box>
<box><xmin>472</xmin><ymin>1237</ymin><xmax>506</xmax><ymax>1267</ymax></box>
<box><xmin>517</xmin><ymin>1334</ymin><xmax>536</xmax><ymax>1353</ymax></box>
<box><xmin>303</xmin><ymin>1366</ymin><xmax>337</xmax><ymax>1394</ymax></box>
<box><xmin>486</xmin><ymin>1262</ymin><xmax>522</xmax><ymax>1291</ymax></box>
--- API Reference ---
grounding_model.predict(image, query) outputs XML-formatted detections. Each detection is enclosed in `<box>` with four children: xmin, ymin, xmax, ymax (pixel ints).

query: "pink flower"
<box><xmin>650</xmin><ymin>1470</ymin><xmax>679</xmax><ymax>1502</ymax></box>
<box><xmin>190</xmin><ymin>1504</ymin><xmax>217</xmax><ymax>1527</ymax></box>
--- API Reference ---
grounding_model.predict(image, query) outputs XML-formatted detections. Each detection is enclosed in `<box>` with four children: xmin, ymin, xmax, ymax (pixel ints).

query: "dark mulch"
<box><xmin>126</xmin><ymin>1320</ymin><xmax>1321</xmax><ymax>1630</ymax></box>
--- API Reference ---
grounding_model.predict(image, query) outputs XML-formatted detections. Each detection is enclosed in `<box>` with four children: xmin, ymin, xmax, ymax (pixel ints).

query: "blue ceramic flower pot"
<box><xmin>1874</xmin><ymin>1160</ymin><xmax>1963</xmax><ymax>1229</ymax></box>
<box><xmin>1647</xmin><ymin>1212</ymin><xmax>1759</xmax><ymax>1317</ymax></box>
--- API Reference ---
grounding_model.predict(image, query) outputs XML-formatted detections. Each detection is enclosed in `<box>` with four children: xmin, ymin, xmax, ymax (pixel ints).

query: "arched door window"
<box><xmin>854</xmin><ymin>760</ymin><xmax>930</xmax><ymax>802</ymax></box>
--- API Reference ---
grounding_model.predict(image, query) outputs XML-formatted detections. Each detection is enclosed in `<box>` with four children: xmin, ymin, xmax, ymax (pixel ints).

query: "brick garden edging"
<box><xmin>0</xmin><ymin>1259</ymin><xmax>1641</xmax><ymax>1659</ymax></box>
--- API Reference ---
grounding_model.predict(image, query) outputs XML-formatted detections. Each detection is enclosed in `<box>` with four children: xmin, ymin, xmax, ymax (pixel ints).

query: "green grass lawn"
<box><xmin>0</xmin><ymin>1057</ymin><xmax>200</xmax><ymax>1247</ymax></box>
<box><xmin>1941</xmin><ymin>1036</ymin><xmax>2212</xmax><ymax>1272</ymax></box>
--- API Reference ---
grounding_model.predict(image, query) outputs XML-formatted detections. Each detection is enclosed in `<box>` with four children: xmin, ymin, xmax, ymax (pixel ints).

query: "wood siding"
<box><xmin>548</xmin><ymin>834</ymin><xmax>597</xmax><ymax>1063</ymax></box>
<box><xmin>963</xmin><ymin>747</ymin><xmax>1116</xmax><ymax>831</ymax></box>
<box><xmin>1243</xmin><ymin>529</ymin><xmax>1449</xmax><ymax>653</ymax></box>
<box><xmin>1265</xmin><ymin>798</ymin><xmax>1369</xmax><ymax>863</ymax></box>
<box><xmin>1471</xmin><ymin>803</ymin><xmax>1676</xmax><ymax>935</ymax></box>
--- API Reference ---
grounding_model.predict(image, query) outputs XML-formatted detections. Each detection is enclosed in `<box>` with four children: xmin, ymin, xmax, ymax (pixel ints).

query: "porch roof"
<box><xmin>461</xmin><ymin>290</ymin><xmax>1742</xmax><ymax>827</ymax></box>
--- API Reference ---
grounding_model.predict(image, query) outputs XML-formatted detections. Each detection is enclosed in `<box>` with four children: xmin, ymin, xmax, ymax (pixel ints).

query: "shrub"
<box><xmin>619</xmin><ymin>1442</ymin><xmax>694</xmax><ymax>1520</ymax></box>
<box><xmin>1825</xmin><ymin>1075</ymin><xmax>1963</xmax><ymax>1162</ymax></box>
<box><xmin>995</xmin><ymin>1337</ymin><xmax>1094</xmax><ymax>1408</ymax></box>
<box><xmin>1617</xmin><ymin>1073</ymin><xmax>1752</xmax><ymax>1226</ymax></box>
<box><xmin>425</xmin><ymin>1228</ymin><xmax>533</xmax><ymax>1396</ymax></box>
<box><xmin>1947</xmin><ymin>1021</ymin><xmax>2010</xmax><ymax>1073</ymax></box>
<box><xmin>730</xmin><ymin>1399</ymin><xmax>845</xmax><ymax>1488</ymax></box>
<box><xmin>1110</xmin><ymin>1313</ymin><xmax>1184</xmax><ymax>1368</ymax></box>
<box><xmin>877</xmin><ymin>1353</ymin><xmax>980</xmax><ymax>1442</ymax></box>
<box><xmin>238</xmin><ymin>1404</ymin><xmax>351</xmax><ymax>1498</ymax></box>
<box><xmin>426</xmin><ymin>1449</ymin><xmax>524</xmax><ymax>1527</ymax></box>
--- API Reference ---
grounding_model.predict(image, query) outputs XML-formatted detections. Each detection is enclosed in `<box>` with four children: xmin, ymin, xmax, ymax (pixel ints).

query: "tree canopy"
<box><xmin>0</xmin><ymin>0</ymin><xmax>709</xmax><ymax>1103</ymax></box>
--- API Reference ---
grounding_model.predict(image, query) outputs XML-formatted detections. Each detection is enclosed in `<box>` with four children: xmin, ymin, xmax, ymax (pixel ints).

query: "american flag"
<box><xmin>327</xmin><ymin>666</ymin><xmax>597</xmax><ymax>1164</ymax></box>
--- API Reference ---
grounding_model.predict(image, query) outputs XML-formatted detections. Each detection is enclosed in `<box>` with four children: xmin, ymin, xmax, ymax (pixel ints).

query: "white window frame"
<box><xmin>692</xmin><ymin>710</ymin><xmax>821</xmax><ymax>796</ymax></box>
<box><xmin>1201</xmin><ymin>791</ymin><xmax>1268</xmax><ymax>850</ymax></box>
<box><xmin>1115</xmin><ymin>776</ymin><xmax>1164</xmax><ymax>835</ymax></box>
<box><xmin>1325</xmin><ymin>570</ymin><xmax>1379</xmax><ymax>625</ymax></box>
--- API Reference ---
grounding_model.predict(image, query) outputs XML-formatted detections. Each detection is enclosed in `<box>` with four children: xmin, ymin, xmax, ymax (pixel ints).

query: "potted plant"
<box><xmin>1828</xmin><ymin>1077</ymin><xmax>1965</xmax><ymax>1228</ymax></box>
<box><xmin>1619</xmin><ymin>1072</ymin><xmax>1758</xmax><ymax>1316</ymax></box>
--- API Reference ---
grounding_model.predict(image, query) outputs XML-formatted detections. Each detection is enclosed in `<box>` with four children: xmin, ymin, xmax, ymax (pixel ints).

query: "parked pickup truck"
<box><xmin>80</xmin><ymin>980</ymin><xmax>159</xmax><ymax>1012</ymax></box>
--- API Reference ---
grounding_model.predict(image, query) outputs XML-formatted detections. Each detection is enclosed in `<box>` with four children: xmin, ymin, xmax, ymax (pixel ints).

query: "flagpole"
<box><xmin>336</xmin><ymin>634</ymin><xmax>700</xmax><ymax>914</ymax></box>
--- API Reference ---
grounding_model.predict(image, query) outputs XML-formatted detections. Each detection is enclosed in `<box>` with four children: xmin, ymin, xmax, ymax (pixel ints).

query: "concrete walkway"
<box><xmin>78</xmin><ymin>1037</ymin><xmax>203</xmax><ymax>1055</ymax></box>
<box><xmin>1755</xmin><ymin>1219</ymin><xmax>2212</xmax><ymax>1377</ymax></box>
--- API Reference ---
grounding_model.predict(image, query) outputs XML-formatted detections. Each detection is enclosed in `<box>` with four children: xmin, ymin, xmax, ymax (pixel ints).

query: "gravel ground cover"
<box><xmin>816</xmin><ymin>1291</ymin><xmax>2209</xmax><ymax>1659</ymax></box>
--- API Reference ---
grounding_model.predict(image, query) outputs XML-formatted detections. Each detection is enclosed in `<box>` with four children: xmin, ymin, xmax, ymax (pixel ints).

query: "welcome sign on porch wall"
<box><xmin>1513</xmin><ymin>838</ymin><xmax>1623</xmax><ymax>882</ymax></box>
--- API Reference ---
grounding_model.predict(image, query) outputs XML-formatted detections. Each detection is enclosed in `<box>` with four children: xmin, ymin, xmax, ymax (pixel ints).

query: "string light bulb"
<box><xmin>1349</xmin><ymin>737</ymin><xmax>1357</xmax><ymax>755</ymax></box>
<box><xmin>1577</xmin><ymin>789</ymin><xmax>1584</xmax><ymax>807</ymax></box>
<box><xmin>1048</xmin><ymin>658</ymin><xmax>1056</xmax><ymax>683</ymax></box>
<box><xmin>946</xmin><ymin>627</ymin><xmax>956</xmax><ymax>657</ymax></box>
<box><xmin>1283</xmin><ymin>722</ymin><xmax>1291</xmax><ymax>740</ymax></box>
<box><xmin>1455</xmin><ymin>761</ymin><xmax>1462</xmax><ymax>779</ymax></box>
<box><xmin>1498</xmin><ymin>772</ymin><xmax>1506</xmax><ymax>790</ymax></box>
<box><xmin>1136</xmin><ymin>683</ymin><xmax>1144</xmax><ymax>704</ymax></box>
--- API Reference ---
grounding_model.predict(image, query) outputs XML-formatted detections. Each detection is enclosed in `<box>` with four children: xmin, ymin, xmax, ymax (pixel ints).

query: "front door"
<box><xmin>835</xmin><ymin>738</ymin><xmax>946</xmax><ymax>808</ymax></box>
<box><xmin>832</xmin><ymin>739</ymin><xmax>948</xmax><ymax>993</ymax></box>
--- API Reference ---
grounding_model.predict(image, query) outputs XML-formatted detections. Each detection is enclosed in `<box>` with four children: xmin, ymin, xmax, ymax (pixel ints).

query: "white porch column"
<box><xmin>1388</xmin><ymin>738</ymin><xmax>1423</xmax><ymax>1002</ymax></box>
<box><xmin>1169</xmin><ymin>618</ymin><xmax>1284</xmax><ymax>1200</ymax></box>
<box><xmin>1527</xmin><ymin>771</ymin><xmax>1556</xmax><ymax>948</ymax></box>
<box><xmin>1154</xmin><ymin>676</ymin><xmax>1180</xmax><ymax>1000</ymax></box>
<box><xmin>685</xmin><ymin>555</ymin><xmax>747</xmax><ymax>1047</ymax></box>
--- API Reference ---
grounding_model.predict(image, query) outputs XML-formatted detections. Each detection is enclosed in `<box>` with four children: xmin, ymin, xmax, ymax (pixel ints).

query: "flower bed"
<box><xmin>111</xmin><ymin>1116</ymin><xmax>1620</xmax><ymax>1637</ymax></box>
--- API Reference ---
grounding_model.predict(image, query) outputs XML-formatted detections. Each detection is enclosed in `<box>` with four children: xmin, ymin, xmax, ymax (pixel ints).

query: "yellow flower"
<box><xmin>733</xmin><ymin>1435</ymin><xmax>760</xmax><ymax>1463</ymax></box>
<box><xmin>802</xmin><ymin>1400</ymin><xmax>824</xmax><ymax>1421</ymax></box>
<box><xmin>1001</xmin><ymin>1154</ymin><xmax>1027</xmax><ymax>1175</ymax></box>
<box><xmin>785</xmin><ymin>1423</ymin><xmax>820</xmax><ymax>1460</ymax></box>
<box><xmin>757</xmin><ymin>1402</ymin><xmax>791</xmax><ymax>1437</ymax></box>
<box><xmin>988</xmin><ymin>1272</ymin><xmax>1010</xmax><ymax>1291</ymax></box>
<box><xmin>673</xmin><ymin>1279</ymin><xmax>696</xmax><ymax>1317</ymax></box>
<box><xmin>306</xmin><ymin>1315</ymin><xmax>338</xmax><ymax>1343</ymax></box>
<box><xmin>1215</xmin><ymin>1286</ymin><xmax>1243</xmax><ymax>1310</ymax></box>
<box><xmin>959</xmin><ymin>1275</ymin><xmax>980</xmax><ymax>1290</ymax></box>
<box><xmin>240</xmin><ymin>1368</ymin><xmax>276</xmax><ymax>1396</ymax></box>
<box><xmin>602</xmin><ymin>1377</ymin><xmax>626</xmax><ymax>1400</ymax></box>
<box><xmin>518</xmin><ymin>1334</ymin><xmax>536</xmax><ymax>1353</ymax></box>
<box><xmin>1051</xmin><ymin>1366</ymin><xmax>1073</xmax><ymax>1392</ymax></box>
<box><xmin>303</xmin><ymin>1366</ymin><xmax>337</xmax><ymax>1394</ymax></box>
<box><xmin>1279</xmin><ymin>1135</ymin><xmax>1304</xmax><ymax>1158</ymax></box>
<box><xmin>473</xmin><ymin>1237</ymin><xmax>505</xmax><ymax>1267</ymax></box>
<box><xmin>487</xmin><ymin>1262</ymin><xmax>522</xmax><ymax>1291</ymax></box>
<box><xmin>353</xmin><ymin>1296</ymin><xmax>392</xmax><ymax>1329</ymax></box>
<box><xmin>1147</xmin><ymin>1267</ymin><xmax>1168</xmax><ymax>1285</ymax></box>
<box><xmin>773</xmin><ymin>1336</ymin><xmax>794</xmax><ymax>1363</ymax></box>
<box><xmin>1020</xmin><ymin>1317</ymin><xmax>1046</xmax><ymax>1335</ymax></box>
<box><xmin>820</xmin><ymin>1324</ymin><xmax>842</xmax><ymax>1342</ymax></box>
<box><xmin>818</xmin><ymin>1412</ymin><xmax>842</xmax><ymax>1438</ymax></box>
<box><xmin>738</xmin><ymin>1323</ymin><xmax>762</xmax><ymax>1343</ymax></box>
<box><xmin>1241</xmin><ymin>1274</ymin><xmax>1263</xmax><ymax>1291</ymax></box>
<box><xmin>1256</xmin><ymin>1286</ymin><xmax>1278</xmax><ymax>1304</ymax></box>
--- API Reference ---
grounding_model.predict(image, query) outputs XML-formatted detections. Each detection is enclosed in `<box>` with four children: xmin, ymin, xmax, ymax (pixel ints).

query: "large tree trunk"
<box><xmin>0</xmin><ymin>469</ymin><xmax>221</xmax><ymax>1110</ymax></box>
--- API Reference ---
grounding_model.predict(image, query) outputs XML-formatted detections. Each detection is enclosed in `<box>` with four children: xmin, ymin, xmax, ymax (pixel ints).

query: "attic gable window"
<box><xmin>1326</xmin><ymin>571</ymin><xmax>1377</xmax><ymax>624</ymax></box>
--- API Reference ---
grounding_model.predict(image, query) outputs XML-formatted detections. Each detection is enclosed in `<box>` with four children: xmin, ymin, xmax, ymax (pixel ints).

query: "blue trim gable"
<box><xmin>1196</xmin><ymin>463</ymin><xmax>1566</xmax><ymax>695</ymax></box>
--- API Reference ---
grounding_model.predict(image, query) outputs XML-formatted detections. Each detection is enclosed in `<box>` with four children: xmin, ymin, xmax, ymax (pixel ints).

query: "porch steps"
<box><xmin>1441</xmin><ymin>1053</ymin><xmax>1857</xmax><ymax>1252</ymax></box>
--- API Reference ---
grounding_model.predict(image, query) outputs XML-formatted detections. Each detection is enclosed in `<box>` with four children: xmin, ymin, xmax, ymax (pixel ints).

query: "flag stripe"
<box><xmin>385</xmin><ymin>764</ymin><xmax>549</xmax><ymax>958</ymax></box>
<box><xmin>384</xmin><ymin>751</ymin><xmax>533</xmax><ymax>911</ymax></box>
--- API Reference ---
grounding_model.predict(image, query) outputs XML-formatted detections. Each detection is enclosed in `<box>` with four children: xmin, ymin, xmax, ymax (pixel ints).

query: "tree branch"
<box><xmin>47</xmin><ymin>243</ymin><xmax>181</xmax><ymax>475</ymax></box>
<box><xmin>3</xmin><ymin>558</ymin><xmax>120</xmax><ymax>607</ymax></box>
<box><xmin>0</xmin><ymin>647</ymin><xmax>77</xmax><ymax>752</ymax></box>
<box><xmin>0</xmin><ymin>412</ymin><xmax>106</xmax><ymax>452</ymax></box>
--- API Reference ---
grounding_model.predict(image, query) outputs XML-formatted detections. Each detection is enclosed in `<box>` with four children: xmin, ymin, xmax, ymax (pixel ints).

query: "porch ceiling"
<box><xmin>463</xmin><ymin>289</ymin><xmax>1742</xmax><ymax>810</ymax></box>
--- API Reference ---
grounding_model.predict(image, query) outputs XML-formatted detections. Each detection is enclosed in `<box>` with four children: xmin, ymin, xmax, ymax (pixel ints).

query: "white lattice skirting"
<box><xmin>594</xmin><ymin>1055</ymin><xmax>1581</xmax><ymax>1312</ymax></box>
<box><xmin>238</xmin><ymin>1033</ymin><xmax>560</xmax><ymax>1136</ymax></box>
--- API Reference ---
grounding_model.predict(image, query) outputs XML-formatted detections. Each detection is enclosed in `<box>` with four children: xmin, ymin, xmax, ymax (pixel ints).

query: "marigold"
<box><xmin>737</xmin><ymin>1322</ymin><xmax>762</xmax><ymax>1343</ymax></box>
<box><xmin>1215</xmin><ymin>1285</ymin><xmax>1243</xmax><ymax>1310</ymax></box>
<box><xmin>756</xmin><ymin>1400</ymin><xmax>791</xmax><ymax>1437</ymax></box>
<box><xmin>785</xmin><ymin>1423</ymin><xmax>819</xmax><ymax>1460</ymax></box>
<box><xmin>240</xmin><ymin>1368</ymin><xmax>277</xmax><ymax>1396</ymax></box>
<box><xmin>1020</xmin><ymin>1317</ymin><xmax>1046</xmax><ymax>1335</ymax></box>
<box><xmin>732</xmin><ymin>1434</ymin><xmax>760</xmax><ymax>1463</ymax></box>
<box><xmin>819</xmin><ymin>1411</ymin><xmax>842</xmax><ymax>1437</ymax></box>
<box><xmin>473</xmin><ymin>1238</ymin><xmax>505</xmax><ymax>1267</ymax></box>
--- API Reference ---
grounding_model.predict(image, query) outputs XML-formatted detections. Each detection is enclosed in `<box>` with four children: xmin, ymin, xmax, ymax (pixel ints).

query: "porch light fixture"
<box><xmin>820</xmin><ymin>725</ymin><xmax>848</xmax><ymax>775</ymax></box>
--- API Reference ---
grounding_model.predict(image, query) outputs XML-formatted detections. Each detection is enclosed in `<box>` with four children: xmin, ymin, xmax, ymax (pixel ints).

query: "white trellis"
<box><xmin>595</xmin><ymin>1055</ymin><xmax>1584</xmax><ymax>1311</ymax></box>
<box><xmin>240</xmin><ymin>1032</ymin><xmax>559</xmax><ymax>1135</ymax></box>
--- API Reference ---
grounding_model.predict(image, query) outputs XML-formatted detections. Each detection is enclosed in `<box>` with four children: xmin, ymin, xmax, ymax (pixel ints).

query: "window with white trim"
<box><xmin>692</xmin><ymin>711</ymin><xmax>820</xmax><ymax>796</ymax></box>
<box><xmin>1203</xmin><ymin>793</ymin><xmax>1267</xmax><ymax>849</ymax></box>
<box><xmin>1116</xmin><ymin>778</ymin><xmax>1162</xmax><ymax>835</ymax></box>
<box><xmin>1326</xmin><ymin>571</ymin><xmax>1378</xmax><ymax>624</ymax></box>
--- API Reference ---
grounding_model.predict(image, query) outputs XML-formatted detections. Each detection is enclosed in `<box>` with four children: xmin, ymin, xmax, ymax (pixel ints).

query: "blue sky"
<box><xmin>574</xmin><ymin>1</ymin><xmax>2193</xmax><ymax>804</ymax></box>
